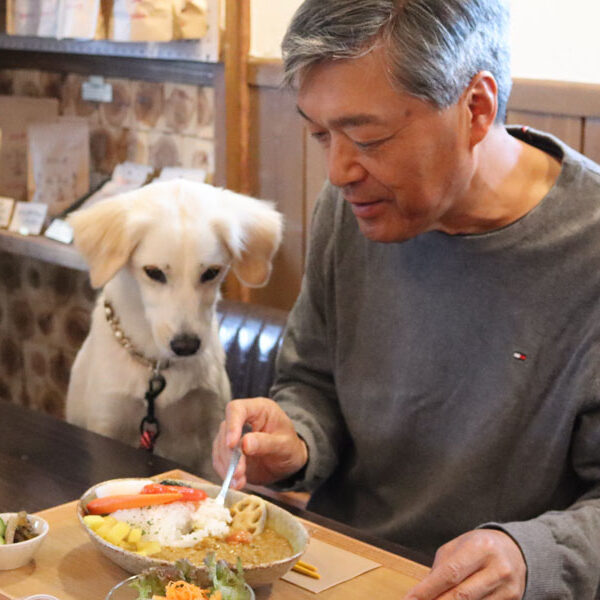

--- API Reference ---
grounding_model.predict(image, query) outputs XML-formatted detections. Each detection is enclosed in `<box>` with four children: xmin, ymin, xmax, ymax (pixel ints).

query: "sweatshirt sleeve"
<box><xmin>483</xmin><ymin>402</ymin><xmax>600</xmax><ymax>599</ymax></box>
<box><xmin>269</xmin><ymin>183</ymin><xmax>348</xmax><ymax>491</ymax></box>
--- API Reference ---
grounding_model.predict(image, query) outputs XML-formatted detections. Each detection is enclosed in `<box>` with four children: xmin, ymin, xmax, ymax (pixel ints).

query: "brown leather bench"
<box><xmin>217</xmin><ymin>299</ymin><xmax>288</xmax><ymax>400</ymax></box>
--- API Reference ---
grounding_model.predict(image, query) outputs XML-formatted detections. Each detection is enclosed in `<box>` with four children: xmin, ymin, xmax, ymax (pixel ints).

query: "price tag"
<box><xmin>9</xmin><ymin>202</ymin><xmax>48</xmax><ymax>236</ymax></box>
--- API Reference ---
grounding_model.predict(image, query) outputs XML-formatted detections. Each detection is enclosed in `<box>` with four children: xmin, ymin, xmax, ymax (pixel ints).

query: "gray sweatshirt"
<box><xmin>272</xmin><ymin>127</ymin><xmax>600</xmax><ymax>599</ymax></box>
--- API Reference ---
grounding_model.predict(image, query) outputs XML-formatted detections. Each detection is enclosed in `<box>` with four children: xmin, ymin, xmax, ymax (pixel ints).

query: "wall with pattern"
<box><xmin>0</xmin><ymin>252</ymin><xmax>93</xmax><ymax>417</ymax></box>
<box><xmin>0</xmin><ymin>68</ymin><xmax>216</xmax><ymax>184</ymax></box>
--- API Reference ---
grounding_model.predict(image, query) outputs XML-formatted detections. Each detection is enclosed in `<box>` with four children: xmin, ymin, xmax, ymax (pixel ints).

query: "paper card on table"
<box><xmin>0</xmin><ymin>197</ymin><xmax>15</xmax><ymax>228</ymax></box>
<box><xmin>44</xmin><ymin>218</ymin><xmax>74</xmax><ymax>244</ymax></box>
<box><xmin>282</xmin><ymin>537</ymin><xmax>381</xmax><ymax>593</ymax></box>
<box><xmin>9</xmin><ymin>201</ymin><xmax>48</xmax><ymax>235</ymax></box>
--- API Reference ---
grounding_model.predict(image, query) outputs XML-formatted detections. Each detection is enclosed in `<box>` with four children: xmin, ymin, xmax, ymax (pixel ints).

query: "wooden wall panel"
<box><xmin>506</xmin><ymin>110</ymin><xmax>584</xmax><ymax>151</ymax></box>
<box><xmin>212</xmin><ymin>63</ymin><xmax>227</xmax><ymax>188</ymax></box>
<box><xmin>247</xmin><ymin>85</ymin><xmax>305</xmax><ymax>310</ymax></box>
<box><xmin>509</xmin><ymin>79</ymin><xmax>600</xmax><ymax>120</ymax></box>
<box><xmin>584</xmin><ymin>119</ymin><xmax>600</xmax><ymax>165</ymax></box>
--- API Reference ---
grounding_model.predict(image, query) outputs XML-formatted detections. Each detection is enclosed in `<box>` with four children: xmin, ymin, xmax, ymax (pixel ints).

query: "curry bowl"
<box><xmin>77</xmin><ymin>477</ymin><xmax>308</xmax><ymax>587</ymax></box>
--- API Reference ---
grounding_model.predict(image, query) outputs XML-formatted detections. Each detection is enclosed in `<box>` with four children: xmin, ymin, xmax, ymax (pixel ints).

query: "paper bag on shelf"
<box><xmin>57</xmin><ymin>0</ymin><xmax>101</xmax><ymax>40</ymax></box>
<box><xmin>27</xmin><ymin>117</ymin><xmax>90</xmax><ymax>219</ymax></box>
<box><xmin>110</xmin><ymin>0</ymin><xmax>174</xmax><ymax>42</ymax></box>
<box><xmin>173</xmin><ymin>0</ymin><xmax>208</xmax><ymax>40</ymax></box>
<box><xmin>0</xmin><ymin>96</ymin><xmax>60</xmax><ymax>202</ymax></box>
<box><xmin>6</xmin><ymin>0</ymin><xmax>60</xmax><ymax>37</ymax></box>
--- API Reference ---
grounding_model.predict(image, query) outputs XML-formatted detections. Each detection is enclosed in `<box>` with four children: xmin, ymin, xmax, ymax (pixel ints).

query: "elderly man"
<box><xmin>213</xmin><ymin>1</ymin><xmax>600</xmax><ymax>598</ymax></box>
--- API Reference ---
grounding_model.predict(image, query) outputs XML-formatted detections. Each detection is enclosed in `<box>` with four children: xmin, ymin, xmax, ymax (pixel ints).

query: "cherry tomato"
<box><xmin>225</xmin><ymin>530</ymin><xmax>253</xmax><ymax>544</ymax></box>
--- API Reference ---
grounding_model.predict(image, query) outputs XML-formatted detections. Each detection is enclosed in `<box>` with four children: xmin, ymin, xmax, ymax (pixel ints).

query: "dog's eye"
<box><xmin>201</xmin><ymin>267</ymin><xmax>221</xmax><ymax>283</ymax></box>
<box><xmin>144</xmin><ymin>266</ymin><xmax>167</xmax><ymax>284</ymax></box>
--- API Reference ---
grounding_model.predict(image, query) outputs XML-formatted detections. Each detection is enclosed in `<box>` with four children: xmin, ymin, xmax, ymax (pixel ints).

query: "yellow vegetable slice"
<box><xmin>137</xmin><ymin>540</ymin><xmax>161</xmax><ymax>556</ymax></box>
<box><xmin>127</xmin><ymin>527</ymin><xmax>143</xmax><ymax>544</ymax></box>
<box><xmin>105</xmin><ymin>521</ymin><xmax>130</xmax><ymax>546</ymax></box>
<box><xmin>96</xmin><ymin>517</ymin><xmax>117</xmax><ymax>539</ymax></box>
<box><xmin>83</xmin><ymin>515</ymin><xmax>105</xmax><ymax>531</ymax></box>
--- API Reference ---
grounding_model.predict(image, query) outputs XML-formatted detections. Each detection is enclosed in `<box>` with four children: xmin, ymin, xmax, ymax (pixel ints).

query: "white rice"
<box><xmin>111</xmin><ymin>498</ymin><xmax>231</xmax><ymax>548</ymax></box>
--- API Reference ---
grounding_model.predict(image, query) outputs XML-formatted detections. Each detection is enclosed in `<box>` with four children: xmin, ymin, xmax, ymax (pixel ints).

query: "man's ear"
<box><xmin>67</xmin><ymin>196</ymin><xmax>151</xmax><ymax>288</ymax></box>
<box><xmin>213</xmin><ymin>190</ymin><xmax>283</xmax><ymax>288</ymax></box>
<box><xmin>465</xmin><ymin>71</ymin><xmax>498</xmax><ymax>147</ymax></box>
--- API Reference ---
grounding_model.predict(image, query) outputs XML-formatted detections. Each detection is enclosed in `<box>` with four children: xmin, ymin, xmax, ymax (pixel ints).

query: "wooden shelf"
<box><xmin>0</xmin><ymin>229</ymin><xmax>87</xmax><ymax>271</ymax></box>
<box><xmin>0</xmin><ymin>48</ymin><xmax>219</xmax><ymax>86</ymax></box>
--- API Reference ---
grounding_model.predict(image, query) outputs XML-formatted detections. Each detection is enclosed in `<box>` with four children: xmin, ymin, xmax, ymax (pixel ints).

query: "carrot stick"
<box><xmin>86</xmin><ymin>492</ymin><xmax>184</xmax><ymax>515</ymax></box>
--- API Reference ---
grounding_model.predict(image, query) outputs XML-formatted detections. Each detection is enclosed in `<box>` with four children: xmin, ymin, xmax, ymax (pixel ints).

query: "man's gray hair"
<box><xmin>282</xmin><ymin>0</ymin><xmax>512</xmax><ymax>122</ymax></box>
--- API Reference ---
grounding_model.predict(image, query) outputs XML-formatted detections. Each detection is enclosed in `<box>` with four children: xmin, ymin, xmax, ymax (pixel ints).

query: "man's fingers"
<box><xmin>224</xmin><ymin>400</ymin><xmax>251</xmax><ymax>447</ymax></box>
<box><xmin>411</xmin><ymin>568</ymin><xmax>504</xmax><ymax>600</ymax></box>
<box><xmin>224</xmin><ymin>397</ymin><xmax>275</xmax><ymax>448</ymax></box>
<box><xmin>405</xmin><ymin>554</ymin><xmax>483</xmax><ymax>600</ymax></box>
<box><xmin>212</xmin><ymin>425</ymin><xmax>232</xmax><ymax>477</ymax></box>
<box><xmin>404</xmin><ymin>530</ymin><xmax>526</xmax><ymax>600</ymax></box>
<box><xmin>231</xmin><ymin>455</ymin><xmax>248</xmax><ymax>490</ymax></box>
<box><xmin>242</xmin><ymin>431</ymin><xmax>290</xmax><ymax>457</ymax></box>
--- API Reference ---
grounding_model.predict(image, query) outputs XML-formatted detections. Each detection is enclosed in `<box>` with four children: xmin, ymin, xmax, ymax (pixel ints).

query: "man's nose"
<box><xmin>326</xmin><ymin>137</ymin><xmax>367</xmax><ymax>187</ymax></box>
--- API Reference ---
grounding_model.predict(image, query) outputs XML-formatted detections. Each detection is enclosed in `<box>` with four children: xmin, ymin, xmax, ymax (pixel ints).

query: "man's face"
<box><xmin>297</xmin><ymin>47</ymin><xmax>474</xmax><ymax>243</ymax></box>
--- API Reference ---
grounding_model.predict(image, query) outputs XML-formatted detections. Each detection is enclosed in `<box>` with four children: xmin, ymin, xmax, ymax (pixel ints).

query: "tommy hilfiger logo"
<box><xmin>513</xmin><ymin>351</ymin><xmax>527</xmax><ymax>361</ymax></box>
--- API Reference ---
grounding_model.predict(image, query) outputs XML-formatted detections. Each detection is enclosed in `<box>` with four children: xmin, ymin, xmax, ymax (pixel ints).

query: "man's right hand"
<box><xmin>212</xmin><ymin>397</ymin><xmax>308</xmax><ymax>489</ymax></box>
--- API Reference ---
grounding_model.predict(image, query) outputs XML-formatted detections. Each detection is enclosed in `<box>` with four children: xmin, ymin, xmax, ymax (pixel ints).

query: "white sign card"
<box><xmin>9</xmin><ymin>201</ymin><xmax>48</xmax><ymax>235</ymax></box>
<box><xmin>0</xmin><ymin>197</ymin><xmax>15</xmax><ymax>228</ymax></box>
<box><xmin>44</xmin><ymin>218</ymin><xmax>74</xmax><ymax>244</ymax></box>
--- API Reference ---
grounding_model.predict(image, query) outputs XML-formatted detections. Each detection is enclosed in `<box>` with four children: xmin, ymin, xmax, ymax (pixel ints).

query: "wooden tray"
<box><xmin>0</xmin><ymin>470</ymin><xmax>429</xmax><ymax>599</ymax></box>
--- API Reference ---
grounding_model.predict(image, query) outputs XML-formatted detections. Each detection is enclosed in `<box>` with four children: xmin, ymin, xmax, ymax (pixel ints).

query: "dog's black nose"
<box><xmin>170</xmin><ymin>334</ymin><xmax>201</xmax><ymax>356</ymax></box>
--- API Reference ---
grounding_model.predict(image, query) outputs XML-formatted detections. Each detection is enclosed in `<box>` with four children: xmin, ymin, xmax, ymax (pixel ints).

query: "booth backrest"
<box><xmin>216</xmin><ymin>299</ymin><xmax>289</xmax><ymax>400</ymax></box>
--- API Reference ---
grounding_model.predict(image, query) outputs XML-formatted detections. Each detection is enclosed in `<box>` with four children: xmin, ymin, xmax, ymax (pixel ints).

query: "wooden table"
<box><xmin>0</xmin><ymin>401</ymin><xmax>431</xmax><ymax>599</ymax></box>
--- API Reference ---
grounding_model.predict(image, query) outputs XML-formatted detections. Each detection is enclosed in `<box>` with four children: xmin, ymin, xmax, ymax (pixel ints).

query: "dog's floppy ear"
<box><xmin>67</xmin><ymin>194</ymin><xmax>152</xmax><ymax>288</ymax></box>
<box><xmin>214</xmin><ymin>190</ymin><xmax>283</xmax><ymax>287</ymax></box>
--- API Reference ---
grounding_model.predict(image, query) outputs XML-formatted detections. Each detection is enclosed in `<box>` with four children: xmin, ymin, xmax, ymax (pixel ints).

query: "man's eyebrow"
<box><xmin>296</xmin><ymin>105</ymin><xmax>386</xmax><ymax>128</ymax></box>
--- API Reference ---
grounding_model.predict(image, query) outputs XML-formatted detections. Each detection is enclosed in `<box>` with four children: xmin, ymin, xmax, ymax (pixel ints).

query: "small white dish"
<box><xmin>0</xmin><ymin>512</ymin><xmax>49</xmax><ymax>570</ymax></box>
<box><xmin>105</xmin><ymin>575</ymin><xmax>256</xmax><ymax>600</ymax></box>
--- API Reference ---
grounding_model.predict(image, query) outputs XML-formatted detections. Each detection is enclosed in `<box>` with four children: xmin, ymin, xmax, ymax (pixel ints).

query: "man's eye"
<box><xmin>143</xmin><ymin>266</ymin><xmax>167</xmax><ymax>283</ymax></box>
<box><xmin>310</xmin><ymin>131</ymin><xmax>330</xmax><ymax>145</ymax></box>
<box><xmin>354</xmin><ymin>135</ymin><xmax>393</xmax><ymax>151</ymax></box>
<box><xmin>201</xmin><ymin>267</ymin><xmax>221</xmax><ymax>283</ymax></box>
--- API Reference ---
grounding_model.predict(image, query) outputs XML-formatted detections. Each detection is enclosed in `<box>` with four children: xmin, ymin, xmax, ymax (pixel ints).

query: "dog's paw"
<box><xmin>230</xmin><ymin>495</ymin><xmax>267</xmax><ymax>535</ymax></box>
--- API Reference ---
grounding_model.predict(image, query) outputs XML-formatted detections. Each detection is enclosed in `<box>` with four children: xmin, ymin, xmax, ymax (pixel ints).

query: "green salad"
<box><xmin>130</xmin><ymin>555</ymin><xmax>252</xmax><ymax>600</ymax></box>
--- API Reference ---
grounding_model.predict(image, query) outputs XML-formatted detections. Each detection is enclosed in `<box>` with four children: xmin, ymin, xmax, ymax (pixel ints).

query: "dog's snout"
<box><xmin>170</xmin><ymin>334</ymin><xmax>201</xmax><ymax>356</ymax></box>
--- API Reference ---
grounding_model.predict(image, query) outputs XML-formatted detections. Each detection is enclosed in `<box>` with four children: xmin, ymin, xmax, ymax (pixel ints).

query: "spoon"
<box><xmin>215</xmin><ymin>423</ymin><xmax>251</xmax><ymax>505</ymax></box>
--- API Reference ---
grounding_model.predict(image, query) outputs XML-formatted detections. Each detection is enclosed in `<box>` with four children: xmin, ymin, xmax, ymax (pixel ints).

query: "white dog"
<box><xmin>65</xmin><ymin>179</ymin><xmax>283</xmax><ymax>477</ymax></box>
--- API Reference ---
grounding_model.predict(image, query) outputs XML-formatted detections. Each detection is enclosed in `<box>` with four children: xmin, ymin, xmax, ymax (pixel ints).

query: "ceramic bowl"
<box><xmin>78</xmin><ymin>478</ymin><xmax>308</xmax><ymax>587</ymax></box>
<box><xmin>105</xmin><ymin>574</ymin><xmax>256</xmax><ymax>600</ymax></box>
<box><xmin>0</xmin><ymin>513</ymin><xmax>49</xmax><ymax>570</ymax></box>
